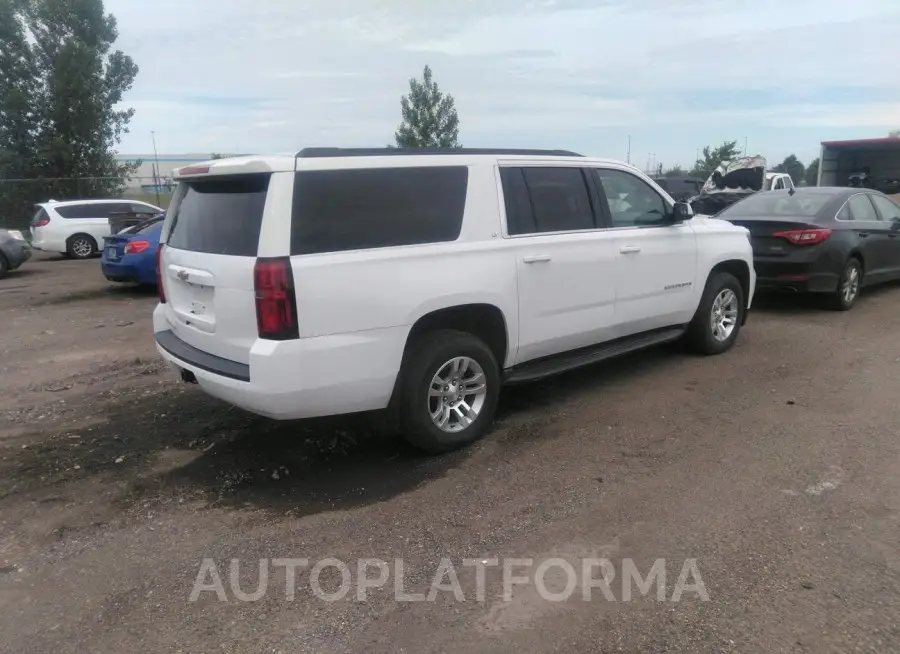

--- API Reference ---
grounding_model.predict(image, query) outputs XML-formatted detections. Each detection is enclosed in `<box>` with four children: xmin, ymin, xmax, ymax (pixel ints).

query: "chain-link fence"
<box><xmin>0</xmin><ymin>176</ymin><xmax>175</xmax><ymax>229</ymax></box>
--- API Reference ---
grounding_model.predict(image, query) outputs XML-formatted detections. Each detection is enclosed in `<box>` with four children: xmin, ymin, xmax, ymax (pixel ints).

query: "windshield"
<box><xmin>718</xmin><ymin>192</ymin><xmax>833</xmax><ymax>218</ymax></box>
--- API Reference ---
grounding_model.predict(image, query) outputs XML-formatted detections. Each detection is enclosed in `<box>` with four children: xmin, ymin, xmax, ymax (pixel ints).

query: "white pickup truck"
<box><xmin>690</xmin><ymin>156</ymin><xmax>794</xmax><ymax>215</ymax></box>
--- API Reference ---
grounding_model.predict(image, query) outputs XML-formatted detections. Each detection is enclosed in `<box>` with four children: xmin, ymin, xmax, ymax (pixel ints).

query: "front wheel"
<box><xmin>686</xmin><ymin>271</ymin><xmax>745</xmax><ymax>355</ymax></box>
<box><xmin>398</xmin><ymin>330</ymin><xmax>501</xmax><ymax>454</ymax></box>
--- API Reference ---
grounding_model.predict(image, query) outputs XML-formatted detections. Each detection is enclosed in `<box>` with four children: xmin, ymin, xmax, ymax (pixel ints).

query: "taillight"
<box><xmin>156</xmin><ymin>245</ymin><xmax>166</xmax><ymax>303</ymax></box>
<box><xmin>124</xmin><ymin>240</ymin><xmax>151</xmax><ymax>254</ymax></box>
<box><xmin>254</xmin><ymin>257</ymin><xmax>298</xmax><ymax>340</ymax></box>
<box><xmin>771</xmin><ymin>228</ymin><xmax>832</xmax><ymax>245</ymax></box>
<box><xmin>31</xmin><ymin>217</ymin><xmax>50</xmax><ymax>227</ymax></box>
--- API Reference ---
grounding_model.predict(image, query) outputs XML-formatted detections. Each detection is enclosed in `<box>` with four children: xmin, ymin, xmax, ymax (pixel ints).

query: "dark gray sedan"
<box><xmin>716</xmin><ymin>187</ymin><xmax>900</xmax><ymax>310</ymax></box>
<box><xmin>0</xmin><ymin>228</ymin><xmax>33</xmax><ymax>279</ymax></box>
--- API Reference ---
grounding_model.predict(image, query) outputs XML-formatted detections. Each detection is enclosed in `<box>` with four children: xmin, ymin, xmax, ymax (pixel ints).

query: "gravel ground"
<box><xmin>2</xmin><ymin>253</ymin><xmax>900</xmax><ymax>653</ymax></box>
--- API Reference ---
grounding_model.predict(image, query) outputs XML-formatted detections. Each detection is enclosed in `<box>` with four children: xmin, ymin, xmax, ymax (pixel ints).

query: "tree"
<box><xmin>772</xmin><ymin>154</ymin><xmax>806</xmax><ymax>186</ymax></box>
<box><xmin>0</xmin><ymin>0</ymin><xmax>138</xmax><ymax>228</ymax></box>
<box><xmin>664</xmin><ymin>165</ymin><xmax>686</xmax><ymax>177</ymax></box>
<box><xmin>889</xmin><ymin>129</ymin><xmax>899</xmax><ymax>137</ymax></box>
<box><xmin>690</xmin><ymin>141</ymin><xmax>741</xmax><ymax>179</ymax></box>
<box><xmin>210</xmin><ymin>153</ymin><xmax>225</xmax><ymax>159</ymax></box>
<box><xmin>805</xmin><ymin>157</ymin><xmax>820</xmax><ymax>186</ymax></box>
<box><xmin>394</xmin><ymin>65</ymin><xmax>461</xmax><ymax>148</ymax></box>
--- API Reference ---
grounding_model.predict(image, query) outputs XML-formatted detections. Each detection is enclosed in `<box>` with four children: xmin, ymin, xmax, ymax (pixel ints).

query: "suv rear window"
<box><xmin>290</xmin><ymin>166</ymin><xmax>468</xmax><ymax>255</ymax></box>
<box><xmin>166</xmin><ymin>175</ymin><xmax>269</xmax><ymax>256</ymax></box>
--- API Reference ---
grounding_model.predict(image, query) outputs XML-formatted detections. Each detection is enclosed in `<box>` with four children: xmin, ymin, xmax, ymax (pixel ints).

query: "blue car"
<box><xmin>101</xmin><ymin>216</ymin><xmax>164</xmax><ymax>286</ymax></box>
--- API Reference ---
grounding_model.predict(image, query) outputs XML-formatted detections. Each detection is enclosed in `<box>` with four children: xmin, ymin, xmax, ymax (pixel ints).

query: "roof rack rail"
<box><xmin>295</xmin><ymin>147</ymin><xmax>584</xmax><ymax>158</ymax></box>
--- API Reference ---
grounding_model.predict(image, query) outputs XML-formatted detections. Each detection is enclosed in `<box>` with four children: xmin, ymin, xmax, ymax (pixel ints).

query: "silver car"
<box><xmin>0</xmin><ymin>229</ymin><xmax>32</xmax><ymax>279</ymax></box>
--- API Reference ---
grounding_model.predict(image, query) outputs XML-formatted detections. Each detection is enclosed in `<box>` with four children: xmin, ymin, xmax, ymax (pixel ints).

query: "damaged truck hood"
<box><xmin>690</xmin><ymin>155</ymin><xmax>766</xmax><ymax>216</ymax></box>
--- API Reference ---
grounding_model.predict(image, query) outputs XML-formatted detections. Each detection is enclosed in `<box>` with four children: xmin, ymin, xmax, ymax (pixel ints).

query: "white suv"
<box><xmin>153</xmin><ymin>148</ymin><xmax>756</xmax><ymax>452</ymax></box>
<box><xmin>30</xmin><ymin>199</ymin><xmax>163</xmax><ymax>259</ymax></box>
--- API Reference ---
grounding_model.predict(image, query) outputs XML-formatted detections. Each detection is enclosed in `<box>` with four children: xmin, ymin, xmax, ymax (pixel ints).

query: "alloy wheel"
<box><xmin>427</xmin><ymin>356</ymin><xmax>488</xmax><ymax>433</ymax></box>
<box><xmin>709</xmin><ymin>288</ymin><xmax>739</xmax><ymax>342</ymax></box>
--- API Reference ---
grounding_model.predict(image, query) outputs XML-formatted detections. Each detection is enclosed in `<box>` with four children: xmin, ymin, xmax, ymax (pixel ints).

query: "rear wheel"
<box><xmin>398</xmin><ymin>330</ymin><xmax>500</xmax><ymax>454</ymax></box>
<box><xmin>67</xmin><ymin>234</ymin><xmax>97</xmax><ymax>259</ymax></box>
<box><xmin>686</xmin><ymin>271</ymin><xmax>745</xmax><ymax>355</ymax></box>
<box><xmin>825</xmin><ymin>257</ymin><xmax>862</xmax><ymax>311</ymax></box>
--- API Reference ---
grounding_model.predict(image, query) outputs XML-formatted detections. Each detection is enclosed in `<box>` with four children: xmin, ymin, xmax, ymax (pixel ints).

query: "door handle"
<box><xmin>619</xmin><ymin>245</ymin><xmax>642</xmax><ymax>254</ymax></box>
<box><xmin>523</xmin><ymin>255</ymin><xmax>552</xmax><ymax>264</ymax></box>
<box><xmin>858</xmin><ymin>232</ymin><xmax>870</xmax><ymax>238</ymax></box>
<box><xmin>889</xmin><ymin>233</ymin><xmax>898</xmax><ymax>238</ymax></box>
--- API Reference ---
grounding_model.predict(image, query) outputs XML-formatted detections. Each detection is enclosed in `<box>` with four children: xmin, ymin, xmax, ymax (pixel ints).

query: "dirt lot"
<box><xmin>2</xmin><ymin>254</ymin><xmax>900</xmax><ymax>653</ymax></box>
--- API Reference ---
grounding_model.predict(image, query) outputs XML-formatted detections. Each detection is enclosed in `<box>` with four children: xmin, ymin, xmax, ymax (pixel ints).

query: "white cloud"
<box><xmin>106</xmin><ymin>0</ymin><xmax>900</xmax><ymax>165</ymax></box>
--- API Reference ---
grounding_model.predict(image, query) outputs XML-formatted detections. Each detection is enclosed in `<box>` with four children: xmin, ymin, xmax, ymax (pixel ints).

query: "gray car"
<box><xmin>0</xmin><ymin>229</ymin><xmax>33</xmax><ymax>279</ymax></box>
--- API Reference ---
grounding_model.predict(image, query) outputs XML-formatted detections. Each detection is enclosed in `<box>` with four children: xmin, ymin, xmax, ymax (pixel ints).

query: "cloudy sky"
<box><xmin>107</xmin><ymin>0</ymin><xmax>900</xmax><ymax>170</ymax></box>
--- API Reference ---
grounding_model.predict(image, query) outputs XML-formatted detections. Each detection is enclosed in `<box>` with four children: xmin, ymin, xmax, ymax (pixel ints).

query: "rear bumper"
<box><xmin>152</xmin><ymin>308</ymin><xmax>408</xmax><ymax>420</ymax></box>
<box><xmin>101</xmin><ymin>258</ymin><xmax>156</xmax><ymax>284</ymax></box>
<box><xmin>753</xmin><ymin>253</ymin><xmax>841</xmax><ymax>294</ymax></box>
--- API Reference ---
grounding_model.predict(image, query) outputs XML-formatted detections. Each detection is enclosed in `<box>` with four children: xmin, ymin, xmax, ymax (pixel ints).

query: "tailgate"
<box><xmin>160</xmin><ymin>174</ymin><xmax>270</xmax><ymax>365</ymax></box>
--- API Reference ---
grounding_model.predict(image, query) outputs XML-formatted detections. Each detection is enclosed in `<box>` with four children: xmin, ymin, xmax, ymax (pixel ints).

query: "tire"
<box><xmin>0</xmin><ymin>254</ymin><xmax>8</xmax><ymax>279</ymax></box>
<box><xmin>66</xmin><ymin>234</ymin><xmax>97</xmax><ymax>259</ymax></box>
<box><xmin>686</xmin><ymin>271</ymin><xmax>745</xmax><ymax>355</ymax></box>
<box><xmin>398</xmin><ymin>329</ymin><xmax>501</xmax><ymax>454</ymax></box>
<box><xmin>824</xmin><ymin>257</ymin><xmax>862</xmax><ymax>311</ymax></box>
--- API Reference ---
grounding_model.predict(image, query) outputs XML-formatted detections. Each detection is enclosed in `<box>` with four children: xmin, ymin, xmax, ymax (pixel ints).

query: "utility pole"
<box><xmin>151</xmin><ymin>130</ymin><xmax>161</xmax><ymax>207</ymax></box>
<box><xmin>627</xmin><ymin>135</ymin><xmax>631</xmax><ymax>165</ymax></box>
<box><xmin>743</xmin><ymin>136</ymin><xmax>748</xmax><ymax>156</ymax></box>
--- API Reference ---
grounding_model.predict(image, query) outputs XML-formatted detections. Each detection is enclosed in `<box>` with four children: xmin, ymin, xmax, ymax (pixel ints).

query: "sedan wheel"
<box><xmin>827</xmin><ymin>258</ymin><xmax>862</xmax><ymax>311</ymax></box>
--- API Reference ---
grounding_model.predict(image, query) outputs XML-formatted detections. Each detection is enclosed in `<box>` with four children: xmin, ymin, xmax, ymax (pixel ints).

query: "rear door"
<box><xmin>869</xmin><ymin>193</ymin><xmax>900</xmax><ymax>279</ymax></box>
<box><xmin>84</xmin><ymin>202</ymin><xmax>125</xmax><ymax>242</ymax></box>
<box><xmin>160</xmin><ymin>174</ymin><xmax>271</xmax><ymax>364</ymax></box>
<box><xmin>846</xmin><ymin>193</ymin><xmax>892</xmax><ymax>283</ymax></box>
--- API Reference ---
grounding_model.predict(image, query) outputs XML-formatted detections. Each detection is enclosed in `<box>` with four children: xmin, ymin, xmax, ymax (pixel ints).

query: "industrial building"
<box><xmin>115</xmin><ymin>154</ymin><xmax>236</xmax><ymax>191</ymax></box>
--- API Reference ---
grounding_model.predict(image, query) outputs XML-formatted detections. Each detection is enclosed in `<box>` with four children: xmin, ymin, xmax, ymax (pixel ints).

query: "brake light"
<box><xmin>124</xmin><ymin>240</ymin><xmax>151</xmax><ymax>254</ymax></box>
<box><xmin>771</xmin><ymin>228</ymin><xmax>832</xmax><ymax>245</ymax></box>
<box><xmin>254</xmin><ymin>257</ymin><xmax>298</xmax><ymax>340</ymax></box>
<box><xmin>156</xmin><ymin>245</ymin><xmax>166</xmax><ymax>303</ymax></box>
<box><xmin>178</xmin><ymin>165</ymin><xmax>210</xmax><ymax>175</ymax></box>
<box><xmin>32</xmin><ymin>217</ymin><xmax>50</xmax><ymax>227</ymax></box>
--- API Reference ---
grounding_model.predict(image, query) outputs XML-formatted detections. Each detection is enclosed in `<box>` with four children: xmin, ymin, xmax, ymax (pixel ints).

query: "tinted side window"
<box><xmin>520</xmin><ymin>167</ymin><xmax>595</xmax><ymax>233</ymax></box>
<box><xmin>499</xmin><ymin>167</ymin><xmax>536</xmax><ymax>235</ymax></box>
<box><xmin>56</xmin><ymin>204</ymin><xmax>90</xmax><ymax>219</ymax></box>
<box><xmin>847</xmin><ymin>194</ymin><xmax>878</xmax><ymax>222</ymax></box>
<box><xmin>291</xmin><ymin>166</ymin><xmax>468</xmax><ymax>255</ymax></box>
<box><xmin>166</xmin><ymin>174</ymin><xmax>269</xmax><ymax>256</ymax></box>
<box><xmin>594</xmin><ymin>168</ymin><xmax>668</xmax><ymax>227</ymax></box>
<box><xmin>107</xmin><ymin>203</ymin><xmax>133</xmax><ymax>215</ymax></box>
<box><xmin>870</xmin><ymin>194</ymin><xmax>900</xmax><ymax>222</ymax></box>
<box><xmin>131</xmin><ymin>203</ymin><xmax>159</xmax><ymax>215</ymax></box>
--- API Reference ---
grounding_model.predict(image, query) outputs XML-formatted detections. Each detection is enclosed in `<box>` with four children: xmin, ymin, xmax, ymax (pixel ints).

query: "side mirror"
<box><xmin>671</xmin><ymin>202</ymin><xmax>693</xmax><ymax>222</ymax></box>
